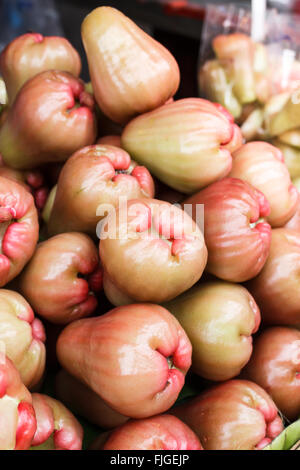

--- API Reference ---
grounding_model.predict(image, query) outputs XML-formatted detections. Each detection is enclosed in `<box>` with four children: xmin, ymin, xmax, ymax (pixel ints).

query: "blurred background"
<box><xmin>0</xmin><ymin>0</ymin><xmax>299</xmax><ymax>97</ymax></box>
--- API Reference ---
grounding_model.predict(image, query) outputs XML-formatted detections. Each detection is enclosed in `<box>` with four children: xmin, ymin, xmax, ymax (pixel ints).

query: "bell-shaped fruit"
<box><xmin>241</xmin><ymin>327</ymin><xmax>300</xmax><ymax>421</ymax></box>
<box><xmin>0</xmin><ymin>176</ymin><xmax>39</xmax><ymax>287</ymax></box>
<box><xmin>100</xmin><ymin>198</ymin><xmax>207</xmax><ymax>304</ymax></box>
<box><xmin>274</xmin><ymin>139</ymin><xmax>300</xmax><ymax>180</ymax></box>
<box><xmin>172</xmin><ymin>380</ymin><xmax>284</xmax><ymax>450</ymax></box>
<box><xmin>0</xmin><ymin>33</ymin><xmax>81</xmax><ymax>104</ymax></box>
<box><xmin>165</xmin><ymin>282</ymin><xmax>260</xmax><ymax>381</ymax></box>
<box><xmin>212</xmin><ymin>34</ymin><xmax>256</xmax><ymax>105</ymax></box>
<box><xmin>55</xmin><ymin>369</ymin><xmax>128</xmax><ymax>429</ymax></box>
<box><xmin>0</xmin><ymin>160</ymin><xmax>48</xmax><ymax>212</ymax></box>
<box><xmin>30</xmin><ymin>393</ymin><xmax>83</xmax><ymax>450</ymax></box>
<box><xmin>0</xmin><ymin>354</ymin><xmax>36</xmax><ymax>450</ymax></box>
<box><xmin>198</xmin><ymin>59</ymin><xmax>242</xmax><ymax>118</ymax></box>
<box><xmin>81</xmin><ymin>6</ymin><xmax>180</xmax><ymax>124</ymax></box>
<box><xmin>99</xmin><ymin>415</ymin><xmax>203</xmax><ymax>450</ymax></box>
<box><xmin>248</xmin><ymin>228</ymin><xmax>300</xmax><ymax>327</ymax></box>
<box><xmin>184</xmin><ymin>178</ymin><xmax>271</xmax><ymax>282</ymax></box>
<box><xmin>47</xmin><ymin>145</ymin><xmax>155</xmax><ymax>237</ymax></box>
<box><xmin>56</xmin><ymin>304</ymin><xmax>192</xmax><ymax>418</ymax></box>
<box><xmin>121</xmin><ymin>98</ymin><xmax>239</xmax><ymax>194</ymax></box>
<box><xmin>16</xmin><ymin>233</ymin><xmax>102</xmax><ymax>324</ymax></box>
<box><xmin>230</xmin><ymin>142</ymin><xmax>298</xmax><ymax>227</ymax></box>
<box><xmin>0</xmin><ymin>71</ymin><xmax>97</xmax><ymax>170</ymax></box>
<box><xmin>0</xmin><ymin>289</ymin><xmax>45</xmax><ymax>389</ymax></box>
<box><xmin>267</xmin><ymin>91</ymin><xmax>300</xmax><ymax>137</ymax></box>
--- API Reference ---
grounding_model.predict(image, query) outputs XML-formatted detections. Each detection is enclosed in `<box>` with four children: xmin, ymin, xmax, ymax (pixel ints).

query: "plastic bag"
<box><xmin>198</xmin><ymin>3</ymin><xmax>300</xmax><ymax>155</ymax></box>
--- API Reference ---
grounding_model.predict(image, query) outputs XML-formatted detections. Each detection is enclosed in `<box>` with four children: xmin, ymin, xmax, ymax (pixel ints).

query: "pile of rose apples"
<box><xmin>0</xmin><ymin>6</ymin><xmax>299</xmax><ymax>451</ymax></box>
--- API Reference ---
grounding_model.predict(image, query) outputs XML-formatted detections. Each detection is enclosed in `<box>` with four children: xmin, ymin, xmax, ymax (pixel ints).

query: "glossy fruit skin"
<box><xmin>47</xmin><ymin>145</ymin><xmax>155</xmax><ymax>237</ymax></box>
<box><xmin>165</xmin><ymin>282</ymin><xmax>261</xmax><ymax>381</ymax></box>
<box><xmin>100</xmin><ymin>198</ymin><xmax>207</xmax><ymax>304</ymax></box>
<box><xmin>100</xmin><ymin>415</ymin><xmax>203</xmax><ymax>450</ymax></box>
<box><xmin>0</xmin><ymin>354</ymin><xmax>36</xmax><ymax>450</ymax></box>
<box><xmin>56</xmin><ymin>304</ymin><xmax>192</xmax><ymax>419</ymax></box>
<box><xmin>172</xmin><ymin>380</ymin><xmax>284</xmax><ymax>450</ymax></box>
<box><xmin>81</xmin><ymin>6</ymin><xmax>180</xmax><ymax>124</ymax></box>
<box><xmin>0</xmin><ymin>71</ymin><xmax>97</xmax><ymax>170</ymax></box>
<box><xmin>241</xmin><ymin>327</ymin><xmax>300</xmax><ymax>421</ymax></box>
<box><xmin>184</xmin><ymin>178</ymin><xmax>271</xmax><ymax>282</ymax></box>
<box><xmin>30</xmin><ymin>393</ymin><xmax>83</xmax><ymax>450</ymax></box>
<box><xmin>230</xmin><ymin>142</ymin><xmax>298</xmax><ymax>227</ymax></box>
<box><xmin>0</xmin><ymin>159</ymin><xmax>48</xmax><ymax>213</ymax></box>
<box><xmin>16</xmin><ymin>233</ymin><xmax>101</xmax><ymax>324</ymax></box>
<box><xmin>55</xmin><ymin>369</ymin><xmax>128</xmax><ymax>429</ymax></box>
<box><xmin>248</xmin><ymin>228</ymin><xmax>300</xmax><ymax>327</ymax></box>
<box><xmin>0</xmin><ymin>33</ymin><xmax>81</xmax><ymax>104</ymax></box>
<box><xmin>121</xmin><ymin>98</ymin><xmax>240</xmax><ymax>194</ymax></box>
<box><xmin>0</xmin><ymin>176</ymin><xmax>39</xmax><ymax>287</ymax></box>
<box><xmin>0</xmin><ymin>289</ymin><xmax>45</xmax><ymax>390</ymax></box>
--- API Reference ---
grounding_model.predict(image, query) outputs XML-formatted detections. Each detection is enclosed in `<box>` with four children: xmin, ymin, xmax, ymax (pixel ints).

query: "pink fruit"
<box><xmin>0</xmin><ymin>71</ymin><xmax>97</xmax><ymax>170</ymax></box>
<box><xmin>242</xmin><ymin>327</ymin><xmax>300</xmax><ymax>421</ymax></box>
<box><xmin>0</xmin><ymin>354</ymin><xmax>36</xmax><ymax>450</ymax></box>
<box><xmin>0</xmin><ymin>289</ymin><xmax>45</xmax><ymax>389</ymax></box>
<box><xmin>56</xmin><ymin>304</ymin><xmax>192</xmax><ymax>418</ymax></box>
<box><xmin>47</xmin><ymin>145</ymin><xmax>155</xmax><ymax>237</ymax></box>
<box><xmin>31</xmin><ymin>393</ymin><xmax>83</xmax><ymax>450</ymax></box>
<box><xmin>230</xmin><ymin>142</ymin><xmax>298</xmax><ymax>227</ymax></box>
<box><xmin>248</xmin><ymin>228</ymin><xmax>300</xmax><ymax>327</ymax></box>
<box><xmin>184</xmin><ymin>178</ymin><xmax>271</xmax><ymax>282</ymax></box>
<box><xmin>16</xmin><ymin>233</ymin><xmax>101</xmax><ymax>324</ymax></box>
<box><xmin>100</xmin><ymin>198</ymin><xmax>207</xmax><ymax>304</ymax></box>
<box><xmin>81</xmin><ymin>7</ymin><xmax>180</xmax><ymax>124</ymax></box>
<box><xmin>172</xmin><ymin>380</ymin><xmax>284</xmax><ymax>450</ymax></box>
<box><xmin>0</xmin><ymin>176</ymin><xmax>39</xmax><ymax>287</ymax></box>
<box><xmin>0</xmin><ymin>33</ymin><xmax>81</xmax><ymax>104</ymax></box>
<box><xmin>100</xmin><ymin>415</ymin><xmax>203</xmax><ymax>450</ymax></box>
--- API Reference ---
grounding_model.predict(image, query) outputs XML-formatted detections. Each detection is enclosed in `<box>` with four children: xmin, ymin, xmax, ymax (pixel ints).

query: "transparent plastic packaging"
<box><xmin>198</xmin><ymin>3</ymin><xmax>300</xmax><ymax>180</ymax></box>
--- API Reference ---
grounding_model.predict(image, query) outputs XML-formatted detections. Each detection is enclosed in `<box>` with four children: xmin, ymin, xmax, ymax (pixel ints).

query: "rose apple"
<box><xmin>100</xmin><ymin>198</ymin><xmax>207</xmax><ymax>304</ymax></box>
<box><xmin>0</xmin><ymin>33</ymin><xmax>81</xmax><ymax>104</ymax></box>
<box><xmin>0</xmin><ymin>71</ymin><xmax>97</xmax><ymax>170</ymax></box>
<box><xmin>0</xmin><ymin>176</ymin><xmax>39</xmax><ymax>287</ymax></box>
<box><xmin>213</xmin><ymin>34</ymin><xmax>257</xmax><ymax>106</ymax></box>
<box><xmin>0</xmin><ymin>289</ymin><xmax>45</xmax><ymax>389</ymax></box>
<box><xmin>248</xmin><ymin>228</ymin><xmax>300</xmax><ymax>327</ymax></box>
<box><xmin>165</xmin><ymin>282</ymin><xmax>261</xmax><ymax>381</ymax></box>
<box><xmin>184</xmin><ymin>178</ymin><xmax>271</xmax><ymax>282</ymax></box>
<box><xmin>121</xmin><ymin>98</ymin><xmax>241</xmax><ymax>194</ymax></box>
<box><xmin>56</xmin><ymin>369</ymin><xmax>128</xmax><ymax>429</ymax></box>
<box><xmin>241</xmin><ymin>327</ymin><xmax>300</xmax><ymax>421</ymax></box>
<box><xmin>47</xmin><ymin>145</ymin><xmax>155</xmax><ymax>237</ymax></box>
<box><xmin>274</xmin><ymin>139</ymin><xmax>300</xmax><ymax>180</ymax></box>
<box><xmin>229</xmin><ymin>142</ymin><xmax>298</xmax><ymax>227</ymax></box>
<box><xmin>30</xmin><ymin>394</ymin><xmax>83</xmax><ymax>450</ymax></box>
<box><xmin>198</xmin><ymin>60</ymin><xmax>242</xmax><ymax>119</ymax></box>
<box><xmin>16</xmin><ymin>232</ymin><xmax>102</xmax><ymax>324</ymax></box>
<box><xmin>172</xmin><ymin>380</ymin><xmax>284</xmax><ymax>450</ymax></box>
<box><xmin>56</xmin><ymin>304</ymin><xmax>192</xmax><ymax>418</ymax></box>
<box><xmin>81</xmin><ymin>7</ymin><xmax>180</xmax><ymax>124</ymax></box>
<box><xmin>99</xmin><ymin>415</ymin><xmax>203</xmax><ymax>450</ymax></box>
<box><xmin>0</xmin><ymin>354</ymin><xmax>36</xmax><ymax>450</ymax></box>
<box><xmin>0</xmin><ymin>160</ymin><xmax>48</xmax><ymax>213</ymax></box>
